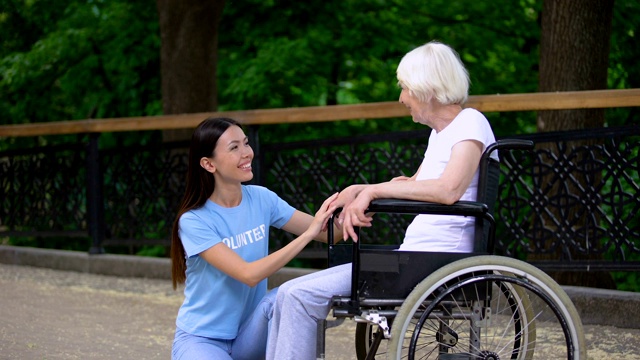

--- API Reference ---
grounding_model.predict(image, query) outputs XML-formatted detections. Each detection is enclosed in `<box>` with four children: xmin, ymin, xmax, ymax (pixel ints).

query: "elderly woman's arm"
<box><xmin>340</xmin><ymin>140</ymin><xmax>483</xmax><ymax>241</ymax></box>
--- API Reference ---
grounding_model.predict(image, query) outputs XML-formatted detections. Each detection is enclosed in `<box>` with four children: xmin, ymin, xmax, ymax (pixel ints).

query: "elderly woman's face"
<box><xmin>399</xmin><ymin>87</ymin><xmax>423</xmax><ymax>123</ymax></box>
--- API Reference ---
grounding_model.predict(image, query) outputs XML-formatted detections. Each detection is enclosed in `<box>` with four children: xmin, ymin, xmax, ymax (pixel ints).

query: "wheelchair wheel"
<box><xmin>387</xmin><ymin>256</ymin><xmax>585</xmax><ymax>360</ymax></box>
<box><xmin>356</xmin><ymin>310</ymin><xmax>396</xmax><ymax>360</ymax></box>
<box><xmin>355</xmin><ymin>304</ymin><xmax>396</xmax><ymax>359</ymax></box>
<box><xmin>355</xmin><ymin>278</ymin><xmax>535</xmax><ymax>359</ymax></box>
<box><xmin>356</xmin><ymin>322</ymin><xmax>383</xmax><ymax>359</ymax></box>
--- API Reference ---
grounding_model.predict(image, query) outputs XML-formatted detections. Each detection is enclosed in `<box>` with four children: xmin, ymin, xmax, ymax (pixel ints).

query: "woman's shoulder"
<box><xmin>457</xmin><ymin>108</ymin><xmax>493</xmax><ymax>129</ymax></box>
<box><xmin>179</xmin><ymin>204</ymin><xmax>208</xmax><ymax>225</ymax></box>
<box><xmin>243</xmin><ymin>184</ymin><xmax>271</xmax><ymax>195</ymax></box>
<box><xmin>459</xmin><ymin>107</ymin><xmax>486</xmax><ymax>119</ymax></box>
<box><xmin>242</xmin><ymin>185</ymin><xmax>280</xmax><ymax>201</ymax></box>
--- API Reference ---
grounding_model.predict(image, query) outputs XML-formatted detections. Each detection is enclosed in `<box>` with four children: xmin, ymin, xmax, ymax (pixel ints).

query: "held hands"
<box><xmin>320</xmin><ymin>185</ymin><xmax>358</xmax><ymax>232</ymax></box>
<box><xmin>304</xmin><ymin>192</ymin><xmax>340</xmax><ymax>240</ymax></box>
<box><xmin>323</xmin><ymin>176</ymin><xmax>408</xmax><ymax>242</ymax></box>
<box><xmin>332</xmin><ymin>186</ymin><xmax>374</xmax><ymax>242</ymax></box>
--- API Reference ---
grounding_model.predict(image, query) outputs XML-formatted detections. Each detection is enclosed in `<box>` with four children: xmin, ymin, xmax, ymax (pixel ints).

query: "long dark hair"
<box><xmin>171</xmin><ymin>117</ymin><xmax>242</xmax><ymax>289</ymax></box>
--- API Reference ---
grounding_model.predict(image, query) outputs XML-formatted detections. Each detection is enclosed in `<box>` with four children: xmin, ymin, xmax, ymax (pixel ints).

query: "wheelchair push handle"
<box><xmin>487</xmin><ymin>139</ymin><xmax>534</xmax><ymax>153</ymax></box>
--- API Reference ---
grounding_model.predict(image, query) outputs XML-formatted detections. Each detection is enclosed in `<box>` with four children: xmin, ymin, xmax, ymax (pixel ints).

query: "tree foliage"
<box><xmin>0</xmin><ymin>0</ymin><xmax>638</xmax><ymax>143</ymax></box>
<box><xmin>217</xmin><ymin>0</ymin><xmax>543</xmax><ymax>140</ymax></box>
<box><xmin>0</xmin><ymin>0</ymin><xmax>161</xmax><ymax>126</ymax></box>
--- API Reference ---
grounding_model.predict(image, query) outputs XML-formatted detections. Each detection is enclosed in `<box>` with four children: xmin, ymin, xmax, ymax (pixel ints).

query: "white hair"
<box><xmin>396</xmin><ymin>41</ymin><xmax>470</xmax><ymax>105</ymax></box>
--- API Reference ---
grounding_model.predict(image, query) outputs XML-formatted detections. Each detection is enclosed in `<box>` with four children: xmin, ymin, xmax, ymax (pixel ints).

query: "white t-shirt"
<box><xmin>399</xmin><ymin>108</ymin><xmax>497</xmax><ymax>252</ymax></box>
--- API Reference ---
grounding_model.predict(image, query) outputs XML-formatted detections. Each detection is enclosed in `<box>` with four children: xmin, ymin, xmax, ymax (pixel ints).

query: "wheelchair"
<box><xmin>316</xmin><ymin>139</ymin><xmax>586</xmax><ymax>360</ymax></box>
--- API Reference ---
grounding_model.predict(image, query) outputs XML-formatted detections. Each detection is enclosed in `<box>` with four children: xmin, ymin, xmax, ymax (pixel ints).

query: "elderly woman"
<box><xmin>266</xmin><ymin>41</ymin><xmax>497</xmax><ymax>360</ymax></box>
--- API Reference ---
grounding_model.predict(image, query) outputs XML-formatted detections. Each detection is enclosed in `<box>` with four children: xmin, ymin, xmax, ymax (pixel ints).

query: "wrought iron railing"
<box><xmin>261</xmin><ymin>125</ymin><xmax>640</xmax><ymax>272</ymax></box>
<box><xmin>1</xmin><ymin>125</ymin><xmax>639</xmax><ymax>272</ymax></box>
<box><xmin>496</xmin><ymin>126</ymin><xmax>640</xmax><ymax>271</ymax></box>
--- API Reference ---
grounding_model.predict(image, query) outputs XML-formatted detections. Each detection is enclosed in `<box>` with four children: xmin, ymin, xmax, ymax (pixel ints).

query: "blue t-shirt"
<box><xmin>176</xmin><ymin>185</ymin><xmax>296</xmax><ymax>339</ymax></box>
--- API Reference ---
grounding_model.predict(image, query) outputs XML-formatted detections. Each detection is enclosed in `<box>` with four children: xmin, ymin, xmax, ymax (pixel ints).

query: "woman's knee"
<box><xmin>276</xmin><ymin>268</ymin><xmax>346</xmax><ymax>307</ymax></box>
<box><xmin>264</xmin><ymin>287</ymin><xmax>278</xmax><ymax>304</ymax></box>
<box><xmin>275</xmin><ymin>277</ymin><xmax>311</xmax><ymax>301</ymax></box>
<box><xmin>259</xmin><ymin>288</ymin><xmax>278</xmax><ymax>318</ymax></box>
<box><xmin>172</xmin><ymin>329</ymin><xmax>232</xmax><ymax>360</ymax></box>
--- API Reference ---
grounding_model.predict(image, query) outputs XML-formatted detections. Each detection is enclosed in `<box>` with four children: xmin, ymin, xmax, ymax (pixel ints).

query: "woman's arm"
<box><xmin>280</xmin><ymin>210</ymin><xmax>342</xmax><ymax>243</ymax></box>
<box><xmin>198</xmin><ymin>193</ymin><xmax>338</xmax><ymax>287</ymax></box>
<box><xmin>390</xmin><ymin>165</ymin><xmax>421</xmax><ymax>182</ymax></box>
<box><xmin>369</xmin><ymin>140</ymin><xmax>483</xmax><ymax>204</ymax></box>
<box><xmin>341</xmin><ymin>140</ymin><xmax>483</xmax><ymax>240</ymax></box>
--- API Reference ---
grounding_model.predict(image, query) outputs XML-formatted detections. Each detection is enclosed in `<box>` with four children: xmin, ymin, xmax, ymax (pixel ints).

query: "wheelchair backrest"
<box><xmin>474</xmin><ymin>139</ymin><xmax>534</xmax><ymax>253</ymax></box>
<box><xmin>474</xmin><ymin>150</ymin><xmax>501</xmax><ymax>253</ymax></box>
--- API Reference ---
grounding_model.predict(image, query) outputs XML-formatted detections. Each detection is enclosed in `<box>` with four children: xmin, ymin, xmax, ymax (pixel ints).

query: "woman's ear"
<box><xmin>200</xmin><ymin>157</ymin><xmax>216</xmax><ymax>174</ymax></box>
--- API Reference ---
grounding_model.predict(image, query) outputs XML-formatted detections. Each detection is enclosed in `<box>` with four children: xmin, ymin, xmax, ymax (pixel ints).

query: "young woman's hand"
<box><xmin>328</xmin><ymin>185</ymin><xmax>367</xmax><ymax>229</ymax></box>
<box><xmin>340</xmin><ymin>188</ymin><xmax>374</xmax><ymax>241</ymax></box>
<box><xmin>330</xmin><ymin>185</ymin><xmax>360</xmax><ymax>209</ymax></box>
<box><xmin>303</xmin><ymin>192</ymin><xmax>339</xmax><ymax>239</ymax></box>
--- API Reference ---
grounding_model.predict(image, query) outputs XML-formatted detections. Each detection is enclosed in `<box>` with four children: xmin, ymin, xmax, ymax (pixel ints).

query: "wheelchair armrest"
<box><xmin>366</xmin><ymin>199</ymin><xmax>489</xmax><ymax>217</ymax></box>
<box><xmin>327</xmin><ymin>199</ymin><xmax>490</xmax><ymax>248</ymax></box>
<box><xmin>489</xmin><ymin>138</ymin><xmax>534</xmax><ymax>152</ymax></box>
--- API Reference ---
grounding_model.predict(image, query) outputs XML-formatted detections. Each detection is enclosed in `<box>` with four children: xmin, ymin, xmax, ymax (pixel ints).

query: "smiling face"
<box><xmin>399</xmin><ymin>85</ymin><xmax>420</xmax><ymax>122</ymax></box>
<box><xmin>399</xmin><ymin>85</ymin><xmax>433</xmax><ymax>126</ymax></box>
<box><xmin>201</xmin><ymin>125</ymin><xmax>254</xmax><ymax>184</ymax></box>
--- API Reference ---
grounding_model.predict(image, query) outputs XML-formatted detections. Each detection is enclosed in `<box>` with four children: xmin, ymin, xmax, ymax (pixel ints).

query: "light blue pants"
<box><xmin>172</xmin><ymin>288</ymin><xmax>278</xmax><ymax>360</ymax></box>
<box><xmin>266</xmin><ymin>264</ymin><xmax>352</xmax><ymax>360</ymax></box>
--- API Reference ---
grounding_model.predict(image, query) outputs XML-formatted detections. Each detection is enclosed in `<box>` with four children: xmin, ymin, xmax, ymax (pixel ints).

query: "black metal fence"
<box><xmin>1</xmin><ymin>125</ymin><xmax>639</xmax><ymax>272</ymax></box>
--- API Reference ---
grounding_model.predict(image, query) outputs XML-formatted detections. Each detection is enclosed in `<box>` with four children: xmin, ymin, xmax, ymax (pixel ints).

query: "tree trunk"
<box><xmin>157</xmin><ymin>0</ymin><xmax>226</xmax><ymax>141</ymax></box>
<box><xmin>535</xmin><ymin>0</ymin><xmax>616</xmax><ymax>289</ymax></box>
<box><xmin>538</xmin><ymin>0</ymin><xmax>613</xmax><ymax>131</ymax></box>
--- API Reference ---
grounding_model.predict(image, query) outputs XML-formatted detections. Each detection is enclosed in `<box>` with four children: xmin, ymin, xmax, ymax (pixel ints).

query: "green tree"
<box><xmin>1</xmin><ymin>1</ymin><xmax>638</xmax><ymax>278</ymax></box>
<box><xmin>0</xmin><ymin>0</ymin><xmax>161</xmax><ymax>126</ymax></box>
<box><xmin>216</xmin><ymin>0</ymin><xmax>543</xmax><ymax>142</ymax></box>
<box><xmin>1</xmin><ymin>0</ymin><xmax>638</xmax><ymax>142</ymax></box>
<box><xmin>156</xmin><ymin>0</ymin><xmax>226</xmax><ymax>142</ymax></box>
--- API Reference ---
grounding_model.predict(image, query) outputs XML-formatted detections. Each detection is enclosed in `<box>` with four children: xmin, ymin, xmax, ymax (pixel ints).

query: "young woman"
<box><xmin>170</xmin><ymin>117</ymin><xmax>339</xmax><ymax>360</ymax></box>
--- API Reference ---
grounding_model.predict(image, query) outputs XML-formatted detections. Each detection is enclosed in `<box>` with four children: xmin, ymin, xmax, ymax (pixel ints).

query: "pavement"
<box><xmin>1</xmin><ymin>245</ymin><xmax>640</xmax><ymax>359</ymax></box>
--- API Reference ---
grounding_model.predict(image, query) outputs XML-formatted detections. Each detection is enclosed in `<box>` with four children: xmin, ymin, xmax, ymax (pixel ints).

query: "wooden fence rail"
<box><xmin>1</xmin><ymin>88</ymin><xmax>639</xmax><ymax>137</ymax></box>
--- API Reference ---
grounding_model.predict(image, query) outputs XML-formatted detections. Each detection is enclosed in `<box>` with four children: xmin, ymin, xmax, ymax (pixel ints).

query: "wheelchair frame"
<box><xmin>316</xmin><ymin>140</ymin><xmax>586</xmax><ymax>360</ymax></box>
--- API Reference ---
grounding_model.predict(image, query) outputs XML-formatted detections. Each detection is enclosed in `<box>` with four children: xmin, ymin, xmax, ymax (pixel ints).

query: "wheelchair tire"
<box><xmin>386</xmin><ymin>255</ymin><xmax>585</xmax><ymax>360</ymax></box>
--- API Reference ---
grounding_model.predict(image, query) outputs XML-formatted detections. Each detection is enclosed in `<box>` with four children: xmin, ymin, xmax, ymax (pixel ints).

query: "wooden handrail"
<box><xmin>1</xmin><ymin>88</ymin><xmax>639</xmax><ymax>137</ymax></box>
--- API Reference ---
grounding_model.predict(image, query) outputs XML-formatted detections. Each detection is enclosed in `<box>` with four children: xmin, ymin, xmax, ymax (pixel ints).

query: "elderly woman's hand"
<box><xmin>328</xmin><ymin>185</ymin><xmax>361</xmax><ymax>224</ymax></box>
<box><xmin>390</xmin><ymin>175</ymin><xmax>411</xmax><ymax>182</ymax></box>
<box><xmin>340</xmin><ymin>188</ymin><xmax>374</xmax><ymax>242</ymax></box>
<box><xmin>321</xmin><ymin>185</ymin><xmax>360</xmax><ymax>231</ymax></box>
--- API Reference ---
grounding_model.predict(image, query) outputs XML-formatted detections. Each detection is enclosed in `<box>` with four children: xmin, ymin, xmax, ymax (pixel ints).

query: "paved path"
<box><xmin>1</xmin><ymin>263</ymin><xmax>639</xmax><ymax>359</ymax></box>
